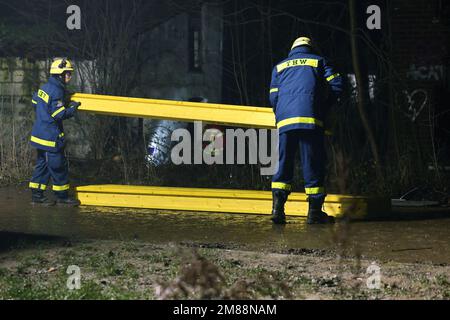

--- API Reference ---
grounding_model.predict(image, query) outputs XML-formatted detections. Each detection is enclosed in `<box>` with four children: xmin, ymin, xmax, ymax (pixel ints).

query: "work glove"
<box><xmin>69</xmin><ymin>101</ymin><xmax>81</xmax><ymax>109</ymax></box>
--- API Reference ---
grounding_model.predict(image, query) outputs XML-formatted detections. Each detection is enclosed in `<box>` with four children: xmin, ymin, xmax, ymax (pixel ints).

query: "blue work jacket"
<box><xmin>269</xmin><ymin>46</ymin><xmax>343</xmax><ymax>134</ymax></box>
<box><xmin>30</xmin><ymin>76</ymin><xmax>77</xmax><ymax>152</ymax></box>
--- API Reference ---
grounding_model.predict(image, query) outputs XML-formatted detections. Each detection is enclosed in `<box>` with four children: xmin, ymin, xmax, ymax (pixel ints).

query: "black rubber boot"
<box><xmin>55</xmin><ymin>191</ymin><xmax>80</xmax><ymax>207</ymax></box>
<box><xmin>271</xmin><ymin>190</ymin><xmax>288</xmax><ymax>224</ymax></box>
<box><xmin>306</xmin><ymin>196</ymin><xmax>335</xmax><ymax>224</ymax></box>
<box><xmin>56</xmin><ymin>197</ymin><xmax>80</xmax><ymax>207</ymax></box>
<box><xmin>31</xmin><ymin>190</ymin><xmax>55</xmax><ymax>206</ymax></box>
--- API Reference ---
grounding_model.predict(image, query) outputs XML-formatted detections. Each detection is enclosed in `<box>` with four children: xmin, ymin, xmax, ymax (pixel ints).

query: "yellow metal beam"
<box><xmin>72</xmin><ymin>93</ymin><xmax>276</xmax><ymax>128</ymax></box>
<box><xmin>70</xmin><ymin>94</ymin><xmax>385</xmax><ymax>218</ymax></box>
<box><xmin>75</xmin><ymin>185</ymin><xmax>390</xmax><ymax>218</ymax></box>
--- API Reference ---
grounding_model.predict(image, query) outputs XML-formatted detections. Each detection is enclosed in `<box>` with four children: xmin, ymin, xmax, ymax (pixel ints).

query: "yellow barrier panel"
<box><xmin>71</xmin><ymin>94</ymin><xmax>389</xmax><ymax>218</ymax></box>
<box><xmin>75</xmin><ymin>185</ymin><xmax>390</xmax><ymax>218</ymax></box>
<box><xmin>72</xmin><ymin>93</ymin><xmax>276</xmax><ymax>128</ymax></box>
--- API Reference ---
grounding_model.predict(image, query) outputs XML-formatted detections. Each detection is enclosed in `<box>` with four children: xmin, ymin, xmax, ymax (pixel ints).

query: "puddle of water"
<box><xmin>1</xmin><ymin>186</ymin><xmax>449</xmax><ymax>264</ymax></box>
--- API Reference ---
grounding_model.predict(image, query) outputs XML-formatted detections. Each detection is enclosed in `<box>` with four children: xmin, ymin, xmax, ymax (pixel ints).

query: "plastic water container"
<box><xmin>146</xmin><ymin>120</ymin><xmax>190</xmax><ymax>166</ymax></box>
<box><xmin>145</xmin><ymin>97</ymin><xmax>207</xmax><ymax>166</ymax></box>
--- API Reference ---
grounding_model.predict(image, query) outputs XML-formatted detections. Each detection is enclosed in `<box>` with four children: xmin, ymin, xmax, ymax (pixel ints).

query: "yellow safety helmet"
<box><xmin>50</xmin><ymin>58</ymin><xmax>74</xmax><ymax>74</ymax></box>
<box><xmin>291</xmin><ymin>37</ymin><xmax>312</xmax><ymax>49</ymax></box>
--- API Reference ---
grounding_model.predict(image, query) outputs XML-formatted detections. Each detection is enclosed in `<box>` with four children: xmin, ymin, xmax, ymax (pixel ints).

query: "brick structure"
<box><xmin>389</xmin><ymin>0</ymin><xmax>450</xmax><ymax>165</ymax></box>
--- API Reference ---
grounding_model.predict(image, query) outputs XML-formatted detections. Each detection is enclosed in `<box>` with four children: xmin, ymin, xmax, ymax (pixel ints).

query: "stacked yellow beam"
<box><xmin>72</xmin><ymin>93</ymin><xmax>276</xmax><ymax>128</ymax></box>
<box><xmin>75</xmin><ymin>185</ymin><xmax>390</xmax><ymax>218</ymax></box>
<box><xmin>71</xmin><ymin>94</ymin><xmax>391</xmax><ymax>218</ymax></box>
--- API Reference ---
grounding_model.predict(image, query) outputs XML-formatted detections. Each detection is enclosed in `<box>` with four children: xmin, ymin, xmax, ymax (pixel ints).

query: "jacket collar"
<box><xmin>289</xmin><ymin>45</ymin><xmax>314</xmax><ymax>57</ymax></box>
<box><xmin>48</xmin><ymin>76</ymin><xmax>65</xmax><ymax>89</ymax></box>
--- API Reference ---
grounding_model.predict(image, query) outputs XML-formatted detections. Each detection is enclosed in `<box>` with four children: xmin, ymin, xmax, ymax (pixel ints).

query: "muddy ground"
<box><xmin>0</xmin><ymin>237</ymin><xmax>448</xmax><ymax>300</ymax></box>
<box><xmin>1</xmin><ymin>186</ymin><xmax>449</xmax><ymax>300</ymax></box>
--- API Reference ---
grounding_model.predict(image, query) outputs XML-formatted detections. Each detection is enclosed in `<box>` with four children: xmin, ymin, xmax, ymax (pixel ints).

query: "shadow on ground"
<box><xmin>0</xmin><ymin>231</ymin><xmax>71</xmax><ymax>253</ymax></box>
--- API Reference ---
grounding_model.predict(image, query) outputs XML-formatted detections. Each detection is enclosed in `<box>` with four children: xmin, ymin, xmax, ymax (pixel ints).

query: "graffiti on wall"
<box><xmin>401</xmin><ymin>89</ymin><xmax>428</xmax><ymax>122</ymax></box>
<box><xmin>406</xmin><ymin>64</ymin><xmax>445</xmax><ymax>81</ymax></box>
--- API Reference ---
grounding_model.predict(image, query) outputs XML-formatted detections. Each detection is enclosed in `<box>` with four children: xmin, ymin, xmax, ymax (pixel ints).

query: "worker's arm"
<box><xmin>323</xmin><ymin>58</ymin><xmax>343</xmax><ymax>104</ymax></box>
<box><xmin>269</xmin><ymin>67</ymin><xmax>280</xmax><ymax>111</ymax></box>
<box><xmin>48</xmin><ymin>91</ymin><xmax>80</xmax><ymax>121</ymax></box>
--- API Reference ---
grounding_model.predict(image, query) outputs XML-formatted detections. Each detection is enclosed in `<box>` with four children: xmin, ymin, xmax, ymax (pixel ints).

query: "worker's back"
<box><xmin>269</xmin><ymin>37</ymin><xmax>343</xmax><ymax>225</ymax></box>
<box><xmin>269</xmin><ymin>45</ymin><xmax>342</xmax><ymax>134</ymax></box>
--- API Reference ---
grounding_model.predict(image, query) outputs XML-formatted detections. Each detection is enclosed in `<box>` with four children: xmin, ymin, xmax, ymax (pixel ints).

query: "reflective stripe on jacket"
<box><xmin>269</xmin><ymin>46</ymin><xmax>343</xmax><ymax>134</ymax></box>
<box><xmin>30</xmin><ymin>76</ymin><xmax>76</xmax><ymax>152</ymax></box>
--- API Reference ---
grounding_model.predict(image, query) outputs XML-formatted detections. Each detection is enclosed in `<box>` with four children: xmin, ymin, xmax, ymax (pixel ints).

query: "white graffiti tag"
<box><xmin>406</xmin><ymin>64</ymin><xmax>444</xmax><ymax>81</ymax></box>
<box><xmin>403</xmin><ymin>89</ymin><xmax>428</xmax><ymax>122</ymax></box>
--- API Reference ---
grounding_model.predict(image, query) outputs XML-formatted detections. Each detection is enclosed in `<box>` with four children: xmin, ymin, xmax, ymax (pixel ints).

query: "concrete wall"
<box><xmin>0</xmin><ymin>58</ymin><xmax>94</xmax><ymax>159</ymax></box>
<box><xmin>0</xmin><ymin>2</ymin><xmax>224</xmax><ymax>161</ymax></box>
<box><xmin>389</xmin><ymin>0</ymin><xmax>450</xmax><ymax>160</ymax></box>
<box><xmin>0</xmin><ymin>58</ymin><xmax>47</xmax><ymax>176</ymax></box>
<box><xmin>0</xmin><ymin>58</ymin><xmax>47</xmax><ymax>119</ymax></box>
<box><xmin>139</xmin><ymin>3</ymin><xmax>223</xmax><ymax>102</ymax></box>
<box><xmin>138</xmin><ymin>3</ymin><xmax>224</xmax><ymax>159</ymax></box>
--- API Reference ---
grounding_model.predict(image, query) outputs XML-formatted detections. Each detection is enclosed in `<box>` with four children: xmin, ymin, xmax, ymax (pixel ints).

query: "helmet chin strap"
<box><xmin>52</xmin><ymin>73</ymin><xmax>66</xmax><ymax>84</ymax></box>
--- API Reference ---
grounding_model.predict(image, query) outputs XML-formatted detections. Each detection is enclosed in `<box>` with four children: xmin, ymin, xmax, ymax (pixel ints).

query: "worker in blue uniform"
<box><xmin>269</xmin><ymin>37</ymin><xmax>343</xmax><ymax>224</ymax></box>
<box><xmin>29</xmin><ymin>58</ymin><xmax>82</xmax><ymax>206</ymax></box>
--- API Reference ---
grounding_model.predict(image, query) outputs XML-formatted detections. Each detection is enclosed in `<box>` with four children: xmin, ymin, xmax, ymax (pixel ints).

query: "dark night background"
<box><xmin>0</xmin><ymin>0</ymin><xmax>449</xmax><ymax>200</ymax></box>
